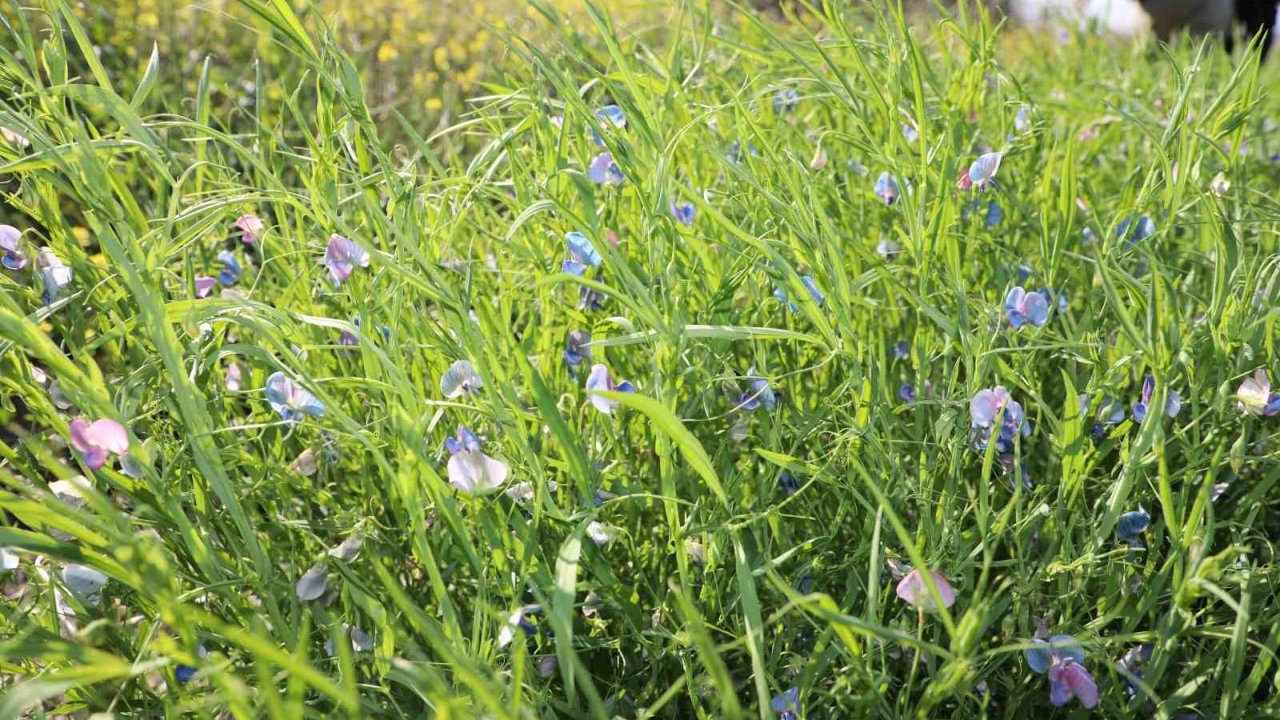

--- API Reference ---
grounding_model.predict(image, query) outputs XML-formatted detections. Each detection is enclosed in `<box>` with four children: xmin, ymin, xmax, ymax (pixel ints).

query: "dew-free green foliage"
<box><xmin>2</xmin><ymin>0</ymin><xmax>1280</xmax><ymax>717</ymax></box>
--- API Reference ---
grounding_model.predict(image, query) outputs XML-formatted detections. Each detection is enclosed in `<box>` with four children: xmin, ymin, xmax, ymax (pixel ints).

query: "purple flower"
<box><xmin>325</xmin><ymin>234</ymin><xmax>370</xmax><ymax>286</ymax></box>
<box><xmin>1025</xmin><ymin>634</ymin><xmax>1097</xmax><ymax>709</ymax></box>
<box><xmin>0</xmin><ymin>225</ymin><xmax>27</xmax><ymax>270</ymax></box>
<box><xmin>443</xmin><ymin>425</ymin><xmax>508</xmax><ymax>493</ymax></box>
<box><xmin>563</xmin><ymin>232</ymin><xmax>602</xmax><ymax>275</ymax></box>
<box><xmin>1118</xmin><ymin>644</ymin><xmax>1154</xmax><ymax>696</ymax></box>
<box><xmin>966</xmin><ymin>151</ymin><xmax>1003</xmax><ymax>189</ymax></box>
<box><xmin>1132</xmin><ymin>374</ymin><xmax>1181</xmax><ymax>422</ymax></box>
<box><xmin>896</xmin><ymin>568</ymin><xmax>956</xmax><ymax>610</ymax></box>
<box><xmin>585</xmin><ymin>364</ymin><xmax>634</xmax><ymax>415</ymax></box>
<box><xmin>1005</xmin><ymin>286</ymin><xmax>1049</xmax><ymax>329</ymax></box>
<box><xmin>874</xmin><ymin>172</ymin><xmax>899</xmax><ymax>205</ymax></box>
<box><xmin>194</xmin><ymin>276</ymin><xmax>216</xmax><ymax>298</ymax></box>
<box><xmin>578</xmin><ymin>286</ymin><xmax>605</xmax><ymax>311</ymax></box>
<box><xmin>670</xmin><ymin>201</ymin><xmax>696</xmax><ymax>226</ymax></box>
<box><xmin>68</xmin><ymin>418</ymin><xmax>129</xmax><ymax>470</ymax></box>
<box><xmin>265</xmin><ymin>372</ymin><xmax>325</xmax><ymax>421</ymax></box>
<box><xmin>770</xmin><ymin>687</ymin><xmax>800</xmax><ymax>719</ymax></box>
<box><xmin>892</xmin><ymin>340</ymin><xmax>909</xmax><ymax>360</ymax></box>
<box><xmin>233</xmin><ymin>215</ymin><xmax>263</xmax><ymax>244</ymax></box>
<box><xmin>564</xmin><ymin>330</ymin><xmax>592</xmax><ymax>371</ymax></box>
<box><xmin>899</xmin><ymin>384</ymin><xmax>916</xmax><ymax>404</ymax></box>
<box><xmin>738</xmin><ymin>366</ymin><xmax>776</xmax><ymax>411</ymax></box>
<box><xmin>970</xmin><ymin>386</ymin><xmax>1029</xmax><ymax>452</ymax></box>
<box><xmin>588</xmin><ymin>152</ymin><xmax>624</xmax><ymax>185</ymax></box>
<box><xmin>217</xmin><ymin>251</ymin><xmax>242</xmax><ymax>286</ymax></box>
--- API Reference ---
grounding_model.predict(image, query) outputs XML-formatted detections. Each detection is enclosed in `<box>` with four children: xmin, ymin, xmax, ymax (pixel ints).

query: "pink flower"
<box><xmin>225</xmin><ymin>362</ymin><xmax>243</xmax><ymax>391</ymax></box>
<box><xmin>194</xmin><ymin>276</ymin><xmax>216</xmax><ymax>298</ymax></box>
<box><xmin>233</xmin><ymin>215</ymin><xmax>264</xmax><ymax>244</ymax></box>
<box><xmin>68</xmin><ymin>418</ymin><xmax>129</xmax><ymax>470</ymax></box>
<box><xmin>324</xmin><ymin>234</ymin><xmax>370</xmax><ymax>286</ymax></box>
<box><xmin>895</xmin><ymin>568</ymin><xmax>956</xmax><ymax>611</ymax></box>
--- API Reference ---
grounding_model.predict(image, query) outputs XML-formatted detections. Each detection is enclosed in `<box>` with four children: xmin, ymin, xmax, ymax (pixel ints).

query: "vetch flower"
<box><xmin>899</xmin><ymin>384</ymin><xmax>917</xmax><ymax>404</ymax></box>
<box><xmin>901</xmin><ymin>123</ymin><xmax>920</xmax><ymax>144</ymax></box>
<box><xmin>773</xmin><ymin>287</ymin><xmax>798</xmax><ymax>313</ymax></box>
<box><xmin>0</xmin><ymin>225</ymin><xmax>27</xmax><ymax>270</ymax></box>
<box><xmin>440</xmin><ymin>359</ymin><xmax>483</xmax><ymax>399</ymax></box>
<box><xmin>963</xmin><ymin>151</ymin><xmax>1003</xmax><ymax>190</ymax></box>
<box><xmin>225</xmin><ymin>362</ymin><xmax>242</xmax><ymax>391</ymax></box>
<box><xmin>1118</xmin><ymin>643</ymin><xmax>1154</xmax><ymax>697</ymax></box>
<box><xmin>670</xmin><ymin>201</ymin><xmax>696</xmax><ymax>226</ymax></box>
<box><xmin>895</xmin><ymin>568</ymin><xmax>956</xmax><ymax>611</ymax></box>
<box><xmin>773</xmin><ymin>88</ymin><xmax>799</xmax><ymax>114</ymax></box>
<box><xmin>233</xmin><ymin>215</ymin><xmax>263</xmax><ymax>244</ymax></box>
<box><xmin>985</xmin><ymin>199</ymin><xmax>1004</xmax><ymax>228</ymax></box>
<box><xmin>0</xmin><ymin>547</ymin><xmax>17</xmax><ymax>571</ymax></box>
<box><xmin>892</xmin><ymin>340</ymin><xmax>909</xmax><ymax>360</ymax></box>
<box><xmin>68</xmin><ymin>418</ymin><xmax>129</xmax><ymax>471</ymax></box>
<box><xmin>727</xmin><ymin>141</ymin><xmax>760</xmax><ymax>163</ymax></box>
<box><xmin>588</xmin><ymin>152</ymin><xmax>624</xmax><ymax>185</ymax></box>
<box><xmin>771</xmin><ymin>687</ymin><xmax>801</xmax><ymax>719</ymax></box>
<box><xmin>970</xmin><ymin>386</ymin><xmax>1029</xmax><ymax>453</ymax></box>
<box><xmin>1005</xmin><ymin>286</ymin><xmax>1050</xmax><ymax>329</ymax></box>
<box><xmin>579</xmin><ymin>286</ymin><xmax>606</xmax><ymax>312</ymax></box>
<box><xmin>295</xmin><ymin>565</ymin><xmax>329</xmax><ymax>602</ymax></box>
<box><xmin>874</xmin><ymin>171</ymin><xmax>900</xmax><ymax>205</ymax></box>
<box><xmin>62</xmin><ymin>564</ymin><xmax>109</xmax><ymax>601</ymax></box>
<box><xmin>1025</xmin><ymin>634</ymin><xmax>1097</xmax><ymax>709</ymax></box>
<box><xmin>589</xmin><ymin>105</ymin><xmax>626</xmax><ymax>147</ymax></box>
<box><xmin>876</xmin><ymin>239</ymin><xmax>901</xmax><ymax>261</ymax></box>
<box><xmin>800</xmin><ymin>276</ymin><xmax>825</xmax><ymax>307</ymax></box>
<box><xmin>1118</xmin><ymin>214</ymin><xmax>1155</xmax><ymax>247</ymax></box>
<box><xmin>739</xmin><ymin>366</ymin><xmax>776</xmax><ymax>412</ymax></box>
<box><xmin>1236</xmin><ymin>368</ymin><xmax>1280</xmax><ymax>416</ymax></box>
<box><xmin>216</xmin><ymin>250</ymin><xmax>242</xmax><ymax>286</ymax></box>
<box><xmin>563</xmin><ymin>231</ymin><xmax>603</xmax><ymax>276</ymax></box>
<box><xmin>1132</xmin><ymin>375</ymin><xmax>1181</xmax><ymax>422</ymax></box>
<box><xmin>1117</xmin><ymin>506</ymin><xmax>1151</xmax><ymax>545</ymax></box>
<box><xmin>586</xmin><ymin>521</ymin><xmax>617</xmax><ymax>546</ymax></box>
<box><xmin>36</xmin><ymin>247</ymin><xmax>72</xmax><ymax>304</ymax></box>
<box><xmin>444</xmin><ymin>425</ymin><xmax>509</xmax><ymax>494</ymax></box>
<box><xmin>1014</xmin><ymin>104</ymin><xmax>1032</xmax><ymax>133</ymax></box>
<box><xmin>265</xmin><ymin>372</ymin><xmax>325</xmax><ymax>422</ymax></box>
<box><xmin>194</xmin><ymin>276</ymin><xmax>216</xmax><ymax>298</ymax></box>
<box><xmin>325</xmin><ymin>234</ymin><xmax>370</xmax><ymax>286</ymax></box>
<box><xmin>564</xmin><ymin>330</ymin><xmax>592</xmax><ymax>372</ymax></box>
<box><xmin>585</xmin><ymin>364</ymin><xmax>634</xmax><ymax>415</ymax></box>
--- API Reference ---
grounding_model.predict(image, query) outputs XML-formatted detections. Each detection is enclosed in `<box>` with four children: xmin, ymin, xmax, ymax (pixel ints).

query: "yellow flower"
<box><xmin>377</xmin><ymin>42</ymin><xmax>399</xmax><ymax>63</ymax></box>
<box><xmin>425</xmin><ymin>98</ymin><xmax>443</xmax><ymax>111</ymax></box>
<box><xmin>433</xmin><ymin>46</ymin><xmax>449</xmax><ymax>69</ymax></box>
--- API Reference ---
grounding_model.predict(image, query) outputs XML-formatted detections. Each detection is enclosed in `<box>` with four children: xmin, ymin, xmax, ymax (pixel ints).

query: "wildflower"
<box><xmin>264</xmin><ymin>372</ymin><xmax>325</xmax><ymax>421</ymax></box>
<box><xmin>670</xmin><ymin>201</ymin><xmax>696</xmax><ymax>226</ymax></box>
<box><xmin>901</xmin><ymin>123</ymin><xmax>920</xmax><ymax>144</ymax></box>
<box><xmin>1118</xmin><ymin>214</ymin><xmax>1155</xmax><ymax>247</ymax></box>
<box><xmin>36</xmin><ymin>247</ymin><xmax>72</xmax><ymax>304</ymax></box>
<box><xmin>798</xmin><ymin>275</ymin><xmax>825</xmax><ymax>307</ymax></box>
<box><xmin>216</xmin><ymin>250</ymin><xmax>242</xmax><ymax>286</ymax></box>
<box><xmin>444</xmin><ymin>425</ymin><xmax>509</xmax><ymax>493</ymax></box>
<box><xmin>1131</xmin><ymin>375</ymin><xmax>1181</xmax><ymax>422</ymax></box>
<box><xmin>295</xmin><ymin>565</ymin><xmax>329</xmax><ymax>601</ymax></box>
<box><xmin>189</xmin><ymin>274</ymin><xmax>215</xmax><ymax>298</ymax></box>
<box><xmin>0</xmin><ymin>225</ymin><xmax>27</xmax><ymax>270</ymax></box>
<box><xmin>985</xmin><ymin>200</ymin><xmax>1004</xmax><ymax>228</ymax></box>
<box><xmin>970</xmin><ymin>386</ymin><xmax>1029</xmax><ymax>452</ymax></box>
<box><xmin>874</xmin><ymin>171</ymin><xmax>900</xmax><ymax>205</ymax></box>
<box><xmin>1236</xmin><ymin>368</ymin><xmax>1280</xmax><ymax>416</ymax></box>
<box><xmin>498</xmin><ymin>605</ymin><xmax>539</xmax><ymax>649</ymax></box>
<box><xmin>579</xmin><ymin>286</ymin><xmax>606</xmax><ymax>312</ymax></box>
<box><xmin>68</xmin><ymin>418</ymin><xmax>129</xmax><ymax>471</ymax></box>
<box><xmin>773</xmin><ymin>88</ymin><xmax>799</xmax><ymax>114</ymax></box>
<box><xmin>175</xmin><ymin>644</ymin><xmax>209</xmax><ymax>683</ymax></box>
<box><xmin>588</xmin><ymin>152</ymin><xmax>624</xmax><ymax>185</ymax></box>
<box><xmin>895</xmin><ymin>568</ymin><xmax>956</xmax><ymax>611</ymax></box>
<box><xmin>537</xmin><ymin>655</ymin><xmax>558</xmax><ymax>677</ymax></box>
<box><xmin>1025</xmin><ymin>634</ymin><xmax>1097</xmax><ymax>709</ymax></box>
<box><xmin>563</xmin><ymin>231</ymin><xmax>602</xmax><ymax>275</ymax></box>
<box><xmin>1014</xmin><ymin>105</ymin><xmax>1032</xmax><ymax>133</ymax></box>
<box><xmin>225</xmin><ymin>362</ymin><xmax>242</xmax><ymax>391</ymax></box>
<box><xmin>771</xmin><ymin>687</ymin><xmax>801</xmax><ymax>719</ymax></box>
<box><xmin>564</xmin><ymin>330</ymin><xmax>592</xmax><ymax>372</ymax></box>
<box><xmin>233</xmin><ymin>214</ymin><xmax>264</xmax><ymax>244</ymax></box>
<box><xmin>1118</xmin><ymin>643</ymin><xmax>1154</xmax><ymax>696</ymax></box>
<box><xmin>589</xmin><ymin>105</ymin><xmax>626</xmax><ymax>147</ymax></box>
<box><xmin>739</xmin><ymin>366</ymin><xmax>776</xmax><ymax>411</ymax></box>
<box><xmin>1005</xmin><ymin>286</ymin><xmax>1049</xmax><ymax>329</ymax></box>
<box><xmin>0</xmin><ymin>126</ymin><xmax>29</xmax><ymax>148</ymax></box>
<box><xmin>585</xmin><ymin>364</ymin><xmax>634</xmax><ymax>415</ymax></box>
<box><xmin>899</xmin><ymin>384</ymin><xmax>917</xmax><ymax>404</ymax></box>
<box><xmin>773</xmin><ymin>287</ymin><xmax>798</xmax><ymax>313</ymax></box>
<box><xmin>0</xmin><ymin>547</ymin><xmax>17</xmax><ymax>571</ymax></box>
<box><xmin>892</xmin><ymin>340</ymin><xmax>909</xmax><ymax>360</ymax></box>
<box><xmin>1211</xmin><ymin>172</ymin><xmax>1230</xmax><ymax>197</ymax></box>
<box><xmin>876</xmin><ymin>239</ymin><xmax>901</xmax><ymax>261</ymax></box>
<box><xmin>324</xmin><ymin>234</ymin><xmax>370</xmax><ymax>286</ymax></box>
<box><xmin>586</xmin><ymin>521</ymin><xmax>618</xmax><ymax>546</ymax></box>
<box><xmin>1117</xmin><ymin>506</ymin><xmax>1151</xmax><ymax>546</ymax></box>
<box><xmin>778</xmin><ymin>472</ymin><xmax>800</xmax><ymax>495</ymax></box>
<box><xmin>440</xmin><ymin>359</ymin><xmax>483</xmax><ymax>398</ymax></box>
<box><xmin>965</xmin><ymin>151</ymin><xmax>1003</xmax><ymax>190</ymax></box>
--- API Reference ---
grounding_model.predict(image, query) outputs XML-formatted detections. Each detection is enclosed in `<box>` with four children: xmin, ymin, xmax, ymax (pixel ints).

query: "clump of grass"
<box><xmin>2</xmin><ymin>0</ymin><xmax>1279</xmax><ymax>717</ymax></box>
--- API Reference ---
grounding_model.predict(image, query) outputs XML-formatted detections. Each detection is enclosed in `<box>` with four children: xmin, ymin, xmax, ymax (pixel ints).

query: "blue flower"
<box><xmin>1132</xmin><ymin>374</ymin><xmax>1181</xmax><ymax>422</ymax></box>
<box><xmin>1025</xmin><ymin>634</ymin><xmax>1097</xmax><ymax>709</ymax></box>
<box><xmin>217</xmin><ymin>250</ymin><xmax>242</xmax><ymax>286</ymax></box>
<box><xmin>589</xmin><ymin>105</ymin><xmax>626</xmax><ymax>147</ymax></box>
<box><xmin>770</xmin><ymin>687</ymin><xmax>800</xmax><ymax>719</ymax></box>
<box><xmin>36</xmin><ymin>247</ymin><xmax>72</xmax><ymax>305</ymax></box>
<box><xmin>727</xmin><ymin>141</ymin><xmax>760</xmax><ymax>163</ymax></box>
<box><xmin>773</xmin><ymin>88</ymin><xmax>799</xmax><ymax>114</ymax></box>
<box><xmin>738</xmin><ymin>366</ymin><xmax>776</xmax><ymax>411</ymax></box>
<box><xmin>563</xmin><ymin>231</ymin><xmax>603</xmax><ymax>276</ymax></box>
<box><xmin>984</xmin><ymin>199</ymin><xmax>1003</xmax><ymax>229</ymax></box>
<box><xmin>564</xmin><ymin>330</ymin><xmax>592</xmax><ymax>371</ymax></box>
<box><xmin>0</xmin><ymin>225</ymin><xmax>27</xmax><ymax>270</ymax></box>
<box><xmin>175</xmin><ymin>664</ymin><xmax>197</xmax><ymax>684</ymax></box>
<box><xmin>970</xmin><ymin>386</ymin><xmax>1029</xmax><ymax>453</ymax></box>
<box><xmin>1118</xmin><ymin>214</ymin><xmax>1155</xmax><ymax>247</ymax></box>
<box><xmin>265</xmin><ymin>372</ymin><xmax>326</xmax><ymax>422</ymax></box>
<box><xmin>1116</xmin><ymin>506</ymin><xmax>1151</xmax><ymax>545</ymax></box>
<box><xmin>588</xmin><ymin>152</ymin><xmax>624</xmax><ymax>185</ymax></box>
<box><xmin>670</xmin><ymin>201</ymin><xmax>696</xmax><ymax>226</ymax></box>
<box><xmin>892</xmin><ymin>340</ymin><xmax>909</xmax><ymax>360</ymax></box>
<box><xmin>578</xmin><ymin>286</ymin><xmax>605</xmax><ymax>311</ymax></box>
<box><xmin>800</xmin><ymin>275</ymin><xmax>824</xmax><ymax>307</ymax></box>
<box><xmin>874</xmin><ymin>172</ymin><xmax>899</xmax><ymax>205</ymax></box>
<box><xmin>1005</xmin><ymin>287</ymin><xmax>1049</xmax><ymax>329</ymax></box>
<box><xmin>778</xmin><ymin>472</ymin><xmax>799</xmax><ymax>495</ymax></box>
<box><xmin>1118</xmin><ymin>644</ymin><xmax>1154</xmax><ymax>697</ymax></box>
<box><xmin>773</xmin><ymin>287</ymin><xmax>798</xmax><ymax>313</ymax></box>
<box><xmin>899</xmin><ymin>383</ymin><xmax>916</xmax><ymax>404</ymax></box>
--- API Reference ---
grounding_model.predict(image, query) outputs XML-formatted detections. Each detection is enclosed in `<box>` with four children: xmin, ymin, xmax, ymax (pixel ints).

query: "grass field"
<box><xmin>2</xmin><ymin>0</ymin><xmax>1280</xmax><ymax>717</ymax></box>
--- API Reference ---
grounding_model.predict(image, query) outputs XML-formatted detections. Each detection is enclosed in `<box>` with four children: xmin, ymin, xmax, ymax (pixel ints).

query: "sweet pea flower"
<box><xmin>225</xmin><ymin>362</ymin><xmax>242</xmax><ymax>391</ymax></box>
<box><xmin>773</xmin><ymin>88</ymin><xmax>799</xmax><ymax>114</ymax></box>
<box><xmin>1025</xmin><ymin>634</ymin><xmax>1098</xmax><ymax>709</ymax></box>
<box><xmin>670</xmin><ymin>201</ymin><xmax>696</xmax><ymax>226</ymax></box>
<box><xmin>1118</xmin><ymin>214</ymin><xmax>1155</xmax><ymax>247</ymax></box>
<box><xmin>895</xmin><ymin>568</ymin><xmax>956</xmax><ymax>611</ymax></box>
<box><xmin>1005</xmin><ymin>286</ymin><xmax>1049</xmax><ymax>329</ymax></box>
<box><xmin>1079</xmin><ymin>393</ymin><xmax>1126</xmax><ymax>426</ymax></box>
<box><xmin>962</xmin><ymin>151</ymin><xmax>1002</xmax><ymax>190</ymax></box>
<box><xmin>36</xmin><ymin>247</ymin><xmax>72</xmax><ymax>304</ymax></box>
<box><xmin>586</xmin><ymin>521</ymin><xmax>618</xmax><ymax>546</ymax></box>
<box><xmin>1117</xmin><ymin>506</ymin><xmax>1151</xmax><ymax>545</ymax></box>
<box><xmin>589</xmin><ymin>105</ymin><xmax>626</xmax><ymax>147</ymax></box>
<box><xmin>564</xmin><ymin>330</ymin><xmax>592</xmax><ymax>372</ymax></box>
<box><xmin>444</xmin><ymin>425</ymin><xmax>509</xmax><ymax>493</ymax></box>
<box><xmin>985</xmin><ymin>199</ymin><xmax>1004</xmax><ymax>228</ymax></box>
<box><xmin>497</xmin><ymin>605</ymin><xmax>539</xmax><ymax>648</ymax></box>
<box><xmin>440</xmin><ymin>359</ymin><xmax>483</xmax><ymax>399</ymax></box>
<box><xmin>585</xmin><ymin>364</ymin><xmax>634</xmax><ymax>415</ymax></box>
<box><xmin>970</xmin><ymin>386</ymin><xmax>1029</xmax><ymax>452</ymax></box>
<box><xmin>1236</xmin><ymin>368</ymin><xmax>1280</xmax><ymax>416</ymax></box>
<box><xmin>901</xmin><ymin>123</ymin><xmax>920</xmax><ymax>144</ymax></box>
<box><xmin>216</xmin><ymin>250</ymin><xmax>242</xmax><ymax>286</ymax></box>
<box><xmin>727</xmin><ymin>141</ymin><xmax>760</xmax><ymax>163</ymax></box>
<box><xmin>876</xmin><ymin>239</ymin><xmax>901</xmax><ymax>261</ymax></box>
<box><xmin>324</xmin><ymin>234</ymin><xmax>370</xmax><ymax>286</ymax></box>
<box><xmin>264</xmin><ymin>372</ymin><xmax>325</xmax><ymax>421</ymax></box>
<box><xmin>771</xmin><ymin>687</ymin><xmax>801</xmax><ymax>719</ymax></box>
<box><xmin>233</xmin><ymin>215</ymin><xmax>263</xmax><ymax>244</ymax></box>
<box><xmin>588</xmin><ymin>152</ymin><xmax>624</xmax><ymax>185</ymax></box>
<box><xmin>1118</xmin><ymin>644</ymin><xmax>1154</xmax><ymax>696</ymax></box>
<box><xmin>892</xmin><ymin>340</ymin><xmax>909</xmax><ymax>360</ymax></box>
<box><xmin>1132</xmin><ymin>375</ymin><xmax>1181</xmax><ymax>422</ymax></box>
<box><xmin>579</xmin><ymin>286</ymin><xmax>606</xmax><ymax>312</ymax></box>
<box><xmin>0</xmin><ymin>225</ymin><xmax>27</xmax><ymax>270</ymax></box>
<box><xmin>563</xmin><ymin>231</ymin><xmax>603</xmax><ymax>276</ymax></box>
<box><xmin>194</xmin><ymin>276</ymin><xmax>216</xmax><ymax>298</ymax></box>
<box><xmin>874</xmin><ymin>171</ymin><xmax>899</xmax><ymax>205</ymax></box>
<box><xmin>1014</xmin><ymin>105</ymin><xmax>1032</xmax><ymax>133</ymax></box>
<box><xmin>68</xmin><ymin>418</ymin><xmax>129</xmax><ymax>470</ymax></box>
<box><xmin>739</xmin><ymin>366</ymin><xmax>776</xmax><ymax>412</ymax></box>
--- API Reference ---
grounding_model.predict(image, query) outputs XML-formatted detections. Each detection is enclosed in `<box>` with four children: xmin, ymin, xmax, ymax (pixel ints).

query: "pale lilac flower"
<box><xmin>440</xmin><ymin>360</ymin><xmax>483</xmax><ymax>399</ymax></box>
<box><xmin>325</xmin><ymin>234</ymin><xmax>370</xmax><ymax>286</ymax></box>
<box><xmin>0</xmin><ymin>225</ymin><xmax>26</xmax><ymax>270</ymax></box>
<box><xmin>444</xmin><ymin>426</ymin><xmax>509</xmax><ymax>494</ymax></box>
<box><xmin>585</xmin><ymin>364</ymin><xmax>634</xmax><ymax>415</ymax></box>
<box><xmin>1236</xmin><ymin>368</ymin><xmax>1280</xmax><ymax>416</ymax></box>
<box><xmin>588</xmin><ymin>152</ymin><xmax>624</xmax><ymax>185</ymax></box>
<box><xmin>233</xmin><ymin>215</ymin><xmax>264</xmax><ymax>244</ymax></box>
<box><xmin>265</xmin><ymin>372</ymin><xmax>325</xmax><ymax>421</ymax></box>
<box><xmin>68</xmin><ymin>418</ymin><xmax>129</xmax><ymax>470</ymax></box>
<box><xmin>194</xmin><ymin>276</ymin><xmax>216</xmax><ymax>298</ymax></box>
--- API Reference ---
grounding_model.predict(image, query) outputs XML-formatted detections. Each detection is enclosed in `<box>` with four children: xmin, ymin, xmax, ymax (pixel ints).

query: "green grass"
<box><xmin>2</xmin><ymin>0</ymin><xmax>1280</xmax><ymax>717</ymax></box>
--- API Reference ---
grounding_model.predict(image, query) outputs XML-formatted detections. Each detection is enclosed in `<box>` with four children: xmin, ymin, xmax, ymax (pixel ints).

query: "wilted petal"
<box><xmin>296</xmin><ymin>565</ymin><xmax>329</xmax><ymax>601</ymax></box>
